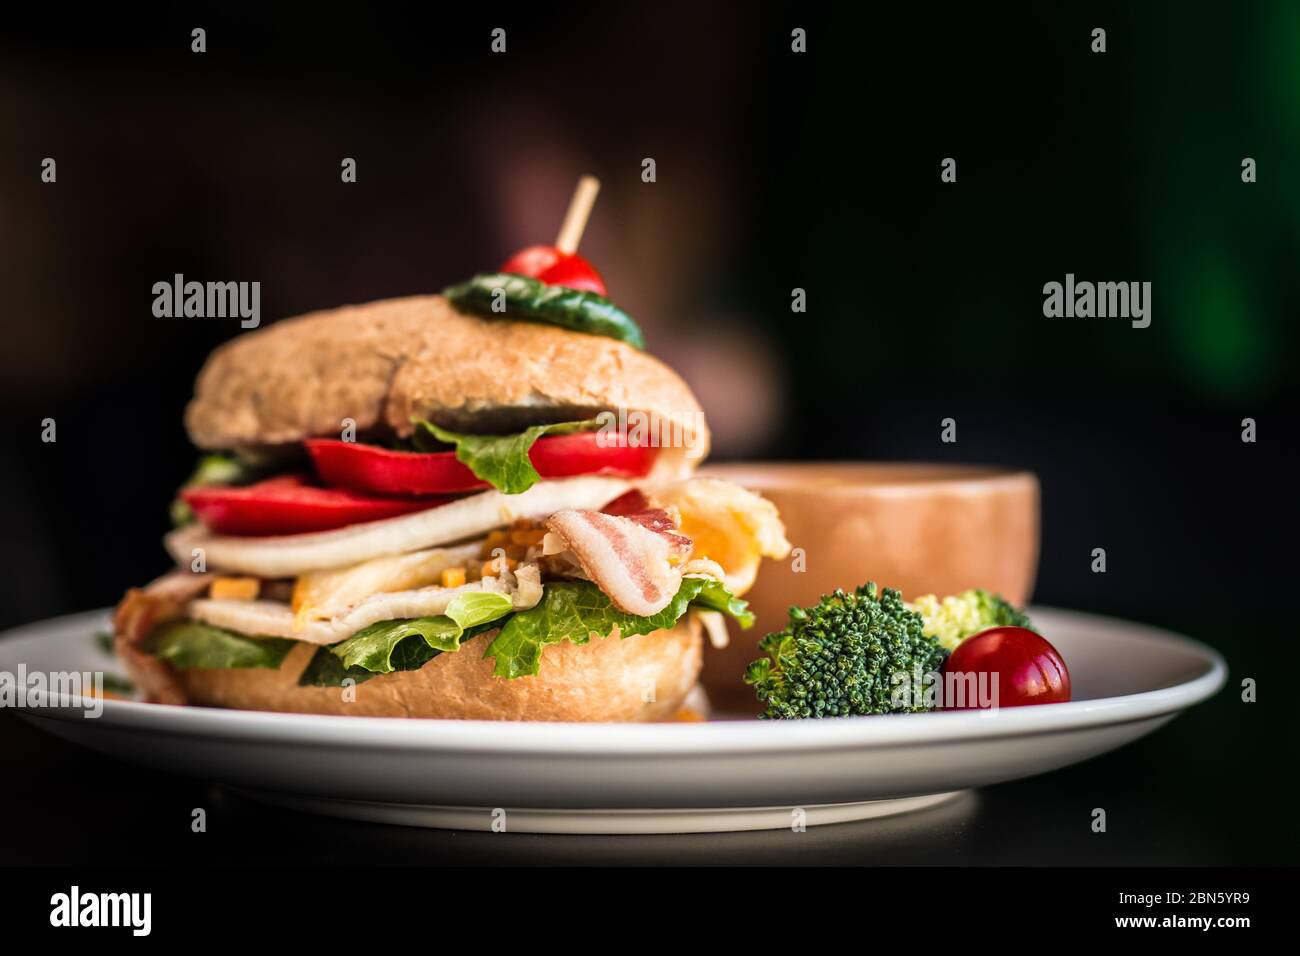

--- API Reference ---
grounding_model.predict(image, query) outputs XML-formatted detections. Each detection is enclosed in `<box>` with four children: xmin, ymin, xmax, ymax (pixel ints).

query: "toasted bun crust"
<box><xmin>176</xmin><ymin>618</ymin><xmax>703</xmax><ymax>721</ymax></box>
<box><xmin>184</xmin><ymin>295</ymin><xmax>709</xmax><ymax>459</ymax></box>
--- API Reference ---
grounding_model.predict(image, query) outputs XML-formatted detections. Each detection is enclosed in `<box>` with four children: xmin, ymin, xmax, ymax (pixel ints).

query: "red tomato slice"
<box><xmin>306</xmin><ymin>444</ymin><xmax>484</xmax><ymax>496</ymax></box>
<box><xmin>305</xmin><ymin>432</ymin><xmax>657</xmax><ymax>497</ymax></box>
<box><xmin>180</xmin><ymin>475</ymin><xmax>448</xmax><ymax>537</ymax></box>
<box><xmin>499</xmin><ymin>244</ymin><xmax>607</xmax><ymax>295</ymax></box>
<box><xmin>601</xmin><ymin>489</ymin><xmax>651</xmax><ymax>516</ymax></box>
<box><xmin>530</xmin><ymin>431</ymin><xmax>656</xmax><ymax>480</ymax></box>
<box><xmin>941</xmin><ymin>625</ymin><xmax>1071</xmax><ymax>708</ymax></box>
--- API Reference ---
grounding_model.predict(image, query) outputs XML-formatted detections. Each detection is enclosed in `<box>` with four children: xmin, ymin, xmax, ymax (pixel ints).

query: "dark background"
<box><xmin>0</xmin><ymin>4</ymin><xmax>1295</xmax><ymax>865</ymax></box>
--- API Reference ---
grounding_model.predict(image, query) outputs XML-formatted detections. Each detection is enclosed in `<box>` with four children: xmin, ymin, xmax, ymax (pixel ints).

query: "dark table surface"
<box><xmin>1</xmin><ymin>665</ymin><xmax>1292</xmax><ymax>867</ymax></box>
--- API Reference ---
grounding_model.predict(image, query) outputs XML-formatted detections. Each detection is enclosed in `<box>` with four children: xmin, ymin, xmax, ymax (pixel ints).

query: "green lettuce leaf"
<box><xmin>297</xmin><ymin>619</ymin><xmax>504</xmax><ymax>688</ymax></box>
<box><xmin>100</xmin><ymin>674</ymin><xmax>135</xmax><ymax>694</ymax></box>
<box><xmin>149</xmin><ymin>620</ymin><xmax>295</xmax><ymax>670</ymax></box>
<box><xmin>298</xmin><ymin>591</ymin><xmax>517</xmax><ymax>687</ymax></box>
<box><xmin>444</xmin><ymin>590</ymin><xmax>515</xmax><ymax>628</ymax></box>
<box><xmin>331</xmin><ymin>616</ymin><xmax>464</xmax><ymax>673</ymax></box>
<box><xmin>329</xmin><ymin>591</ymin><xmax>516</xmax><ymax>674</ymax></box>
<box><xmin>689</xmin><ymin>578</ymin><xmax>756</xmax><ymax>628</ymax></box>
<box><xmin>485</xmin><ymin>578</ymin><xmax>753</xmax><ymax>679</ymax></box>
<box><xmin>296</xmin><ymin>647</ymin><xmax>376</xmax><ymax>688</ymax></box>
<box><xmin>412</xmin><ymin>418</ymin><xmax>601</xmax><ymax>494</ymax></box>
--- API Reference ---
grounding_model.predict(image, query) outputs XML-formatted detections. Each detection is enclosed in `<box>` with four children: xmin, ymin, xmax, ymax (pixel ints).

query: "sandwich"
<box><xmin>111</xmin><ymin>208</ymin><xmax>790</xmax><ymax>721</ymax></box>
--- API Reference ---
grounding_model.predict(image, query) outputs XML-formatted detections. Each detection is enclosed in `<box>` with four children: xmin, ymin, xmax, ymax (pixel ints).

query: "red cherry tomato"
<box><xmin>499</xmin><ymin>244</ymin><xmax>607</xmax><ymax>295</ymax></box>
<box><xmin>535</xmin><ymin>254</ymin><xmax>607</xmax><ymax>295</ymax></box>
<box><xmin>180</xmin><ymin>475</ymin><xmax>448</xmax><ymax>537</ymax></box>
<box><xmin>498</xmin><ymin>244</ymin><xmax>560</xmax><ymax>278</ymax></box>
<box><xmin>305</xmin><ymin>432</ymin><xmax>657</xmax><ymax>497</ymax></box>
<box><xmin>941</xmin><ymin>625</ymin><xmax>1071</xmax><ymax>709</ymax></box>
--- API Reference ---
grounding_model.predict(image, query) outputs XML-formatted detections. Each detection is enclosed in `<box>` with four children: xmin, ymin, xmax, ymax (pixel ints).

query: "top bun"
<box><xmin>184</xmin><ymin>295</ymin><xmax>709</xmax><ymax>462</ymax></box>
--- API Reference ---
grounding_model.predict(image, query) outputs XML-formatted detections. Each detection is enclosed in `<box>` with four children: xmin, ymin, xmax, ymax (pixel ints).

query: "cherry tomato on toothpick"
<box><xmin>499</xmin><ymin>245</ymin><xmax>607</xmax><ymax>296</ymax></box>
<box><xmin>941</xmin><ymin>625</ymin><xmax>1071</xmax><ymax>708</ymax></box>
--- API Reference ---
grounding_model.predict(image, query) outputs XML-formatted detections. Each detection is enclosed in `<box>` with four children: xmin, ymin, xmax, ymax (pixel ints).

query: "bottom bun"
<box><xmin>177</xmin><ymin>618</ymin><xmax>703</xmax><ymax>721</ymax></box>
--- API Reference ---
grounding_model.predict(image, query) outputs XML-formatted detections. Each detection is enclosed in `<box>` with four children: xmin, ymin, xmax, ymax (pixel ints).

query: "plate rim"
<box><xmin>2</xmin><ymin>605</ymin><xmax>1227</xmax><ymax>755</ymax></box>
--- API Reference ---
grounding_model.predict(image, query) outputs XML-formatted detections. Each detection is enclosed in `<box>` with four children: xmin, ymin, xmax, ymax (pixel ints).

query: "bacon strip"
<box><xmin>112</xmin><ymin>570</ymin><xmax>211</xmax><ymax>705</ymax></box>
<box><xmin>544</xmin><ymin>508</ymin><xmax>693</xmax><ymax>617</ymax></box>
<box><xmin>600</xmin><ymin>493</ymin><xmax>690</xmax><ymax>544</ymax></box>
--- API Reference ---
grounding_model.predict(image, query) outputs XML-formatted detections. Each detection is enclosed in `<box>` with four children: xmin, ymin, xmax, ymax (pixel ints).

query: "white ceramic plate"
<box><xmin>0</xmin><ymin>607</ymin><xmax>1225</xmax><ymax>833</ymax></box>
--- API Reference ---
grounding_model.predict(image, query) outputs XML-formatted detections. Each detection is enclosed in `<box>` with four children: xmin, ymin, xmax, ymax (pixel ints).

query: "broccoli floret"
<box><xmin>907</xmin><ymin>589</ymin><xmax>1032</xmax><ymax>651</ymax></box>
<box><xmin>743</xmin><ymin>582</ymin><xmax>947</xmax><ymax>719</ymax></box>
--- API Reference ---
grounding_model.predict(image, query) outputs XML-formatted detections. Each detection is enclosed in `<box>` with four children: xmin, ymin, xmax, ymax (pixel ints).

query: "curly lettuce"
<box><xmin>297</xmin><ymin>591</ymin><xmax>515</xmax><ymax>687</ymax></box>
<box><xmin>485</xmin><ymin>578</ymin><xmax>752</xmax><ymax>679</ymax></box>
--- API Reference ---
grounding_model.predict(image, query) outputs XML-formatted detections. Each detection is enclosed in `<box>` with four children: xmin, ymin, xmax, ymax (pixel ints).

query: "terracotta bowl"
<box><xmin>697</xmin><ymin>462</ymin><xmax>1040</xmax><ymax>709</ymax></box>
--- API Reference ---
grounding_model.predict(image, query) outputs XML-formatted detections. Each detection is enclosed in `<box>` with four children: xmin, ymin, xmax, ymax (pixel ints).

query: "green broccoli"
<box><xmin>744</xmin><ymin>582</ymin><xmax>947</xmax><ymax>719</ymax></box>
<box><xmin>907</xmin><ymin>589</ymin><xmax>1032</xmax><ymax>651</ymax></box>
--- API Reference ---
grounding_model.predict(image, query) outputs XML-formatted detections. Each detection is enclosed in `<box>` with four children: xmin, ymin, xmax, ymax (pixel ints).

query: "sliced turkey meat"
<box><xmin>291</xmin><ymin>542</ymin><xmax>481</xmax><ymax>626</ymax></box>
<box><xmin>189</xmin><ymin>563</ymin><xmax>542</xmax><ymax>645</ymax></box>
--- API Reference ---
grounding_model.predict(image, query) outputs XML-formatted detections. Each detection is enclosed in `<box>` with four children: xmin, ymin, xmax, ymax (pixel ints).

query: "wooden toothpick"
<box><xmin>554</xmin><ymin>175</ymin><xmax>601</xmax><ymax>254</ymax></box>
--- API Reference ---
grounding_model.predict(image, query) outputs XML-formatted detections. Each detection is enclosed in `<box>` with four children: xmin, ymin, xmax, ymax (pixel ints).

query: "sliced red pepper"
<box><xmin>305</xmin><ymin>431</ymin><xmax>657</xmax><ymax>497</ymax></box>
<box><xmin>181</xmin><ymin>475</ymin><xmax>449</xmax><ymax>537</ymax></box>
